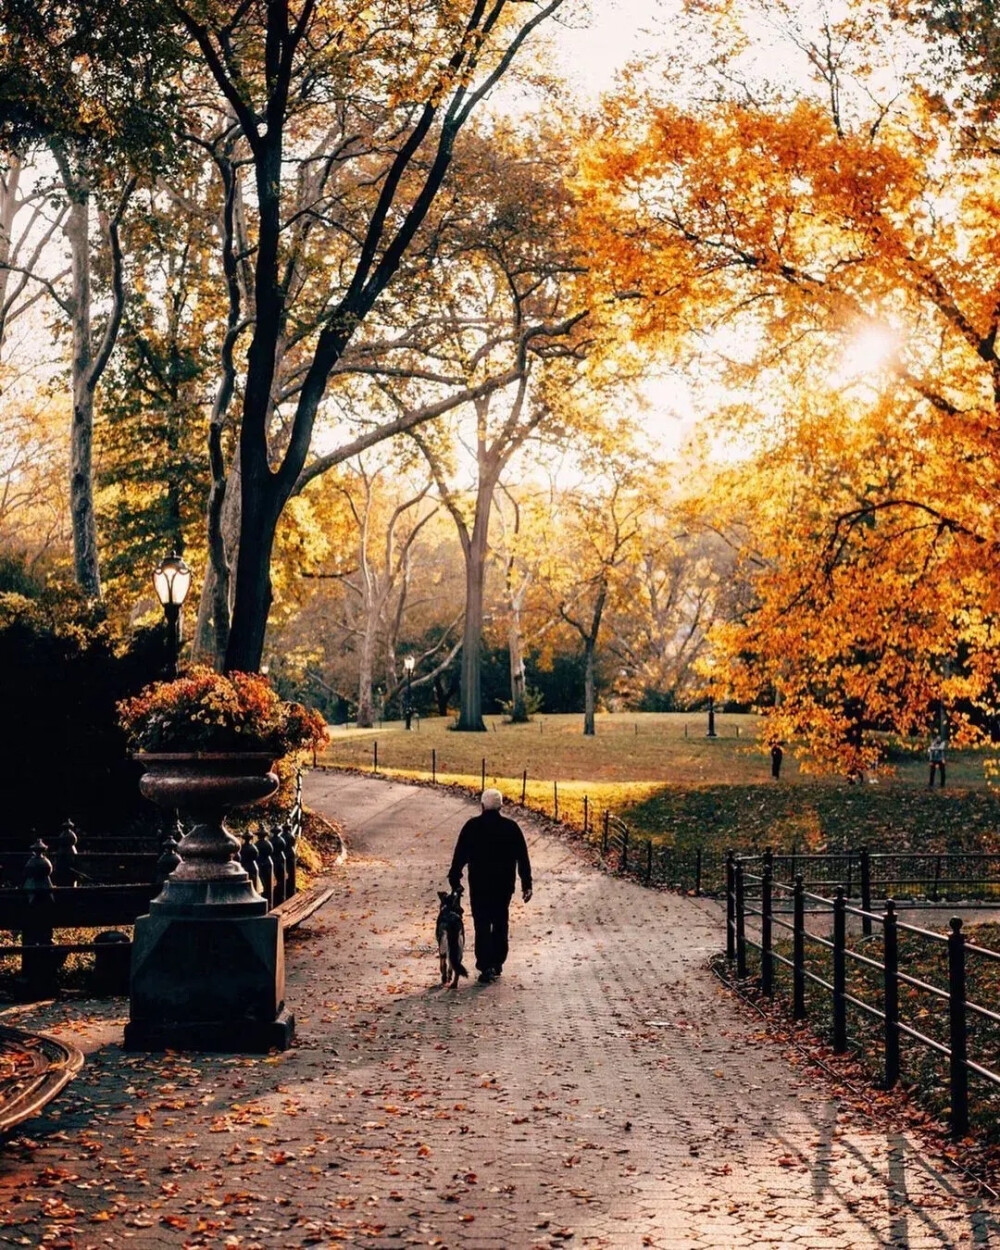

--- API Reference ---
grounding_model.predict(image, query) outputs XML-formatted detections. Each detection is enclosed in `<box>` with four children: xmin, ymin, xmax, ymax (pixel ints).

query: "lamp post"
<box><xmin>705</xmin><ymin>659</ymin><xmax>718</xmax><ymax>738</ymax></box>
<box><xmin>403</xmin><ymin>654</ymin><xmax>415</xmax><ymax>730</ymax></box>
<box><xmin>153</xmin><ymin>553</ymin><xmax>192</xmax><ymax>679</ymax></box>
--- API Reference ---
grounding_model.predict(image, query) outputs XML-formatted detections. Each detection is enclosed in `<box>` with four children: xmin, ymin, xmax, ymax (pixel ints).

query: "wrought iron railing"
<box><xmin>727</xmin><ymin>851</ymin><xmax>1000</xmax><ymax>1139</ymax></box>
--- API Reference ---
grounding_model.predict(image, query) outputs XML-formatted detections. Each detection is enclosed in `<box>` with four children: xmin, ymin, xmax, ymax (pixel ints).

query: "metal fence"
<box><xmin>727</xmin><ymin>851</ymin><xmax>1000</xmax><ymax>1138</ymax></box>
<box><xmin>0</xmin><ymin>769</ymin><xmax>306</xmax><ymax>998</ymax></box>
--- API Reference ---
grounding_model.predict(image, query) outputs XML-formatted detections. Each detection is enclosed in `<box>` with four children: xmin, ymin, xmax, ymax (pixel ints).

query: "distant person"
<box><xmin>928</xmin><ymin>735</ymin><xmax>946</xmax><ymax>788</ymax></box>
<box><xmin>448</xmin><ymin>789</ymin><xmax>532</xmax><ymax>984</ymax></box>
<box><xmin>770</xmin><ymin>742</ymin><xmax>784</xmax><ymax>780</ymax></box>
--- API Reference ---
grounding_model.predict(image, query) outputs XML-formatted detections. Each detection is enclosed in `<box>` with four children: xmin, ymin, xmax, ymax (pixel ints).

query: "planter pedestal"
<box><xmin>124</xmin><ymin>754</ymin><xmax>294</xmax><ymax>1053</ymax></box>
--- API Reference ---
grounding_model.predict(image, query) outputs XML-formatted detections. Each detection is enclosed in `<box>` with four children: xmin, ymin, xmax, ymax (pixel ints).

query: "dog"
<box><xmin>435</xmin><ymin>886</ymin><xmax>468</xmax><ymax>988</ymax></box>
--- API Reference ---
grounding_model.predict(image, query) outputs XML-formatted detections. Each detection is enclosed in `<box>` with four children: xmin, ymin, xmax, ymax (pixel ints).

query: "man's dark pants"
<box><xmin>471</xmin><ymin>893</ymin><xmax>510</xmax><ymax>973</ymax></box>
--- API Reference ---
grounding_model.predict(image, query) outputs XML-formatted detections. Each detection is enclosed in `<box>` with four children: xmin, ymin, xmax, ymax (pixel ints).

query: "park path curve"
<box><xmin>0</xmin><ymin>771</ymin><xmax>996</xmax><ymax>1250</ymax></box>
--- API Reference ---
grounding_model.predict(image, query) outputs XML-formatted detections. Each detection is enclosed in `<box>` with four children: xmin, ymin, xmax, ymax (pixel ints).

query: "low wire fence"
<box><xmin>727</xmin><ymin>850</ymin><xmax>1000</xmax><ymax>1139</ymax></box>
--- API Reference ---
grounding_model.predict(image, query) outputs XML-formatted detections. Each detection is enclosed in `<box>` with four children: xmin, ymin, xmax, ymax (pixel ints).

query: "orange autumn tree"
<box><xmin>577</xmin><ymin>0</ymin><xmax>1000</xmax><ymax>768</ymax></box>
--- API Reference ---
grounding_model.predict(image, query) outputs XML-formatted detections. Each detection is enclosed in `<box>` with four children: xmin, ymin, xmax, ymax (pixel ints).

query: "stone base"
<box><xmin>125</xmin><ymin>911</ymin><xmax>293</xmax><ymax>1053</ymax></box>
<box><xmin>123</xmin><ymin>1007</ymin><xmax>295</xmax><ymax>1053</ymax></box>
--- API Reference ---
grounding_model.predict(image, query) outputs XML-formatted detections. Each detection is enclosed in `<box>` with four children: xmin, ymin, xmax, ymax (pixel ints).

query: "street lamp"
<box><xmin>403</xmin><ymin>654</ymin><xmax>415</xmax><ymax>730</ymax></box>
<box><xmin>705</xmin><ymin>660</ymin><xmax>718</xmax><ymax>739</ymax></box>
<box><xmin>153</xmin><ymin>552</ymin><xmax>192</xmax><ymax>679</ymax></box>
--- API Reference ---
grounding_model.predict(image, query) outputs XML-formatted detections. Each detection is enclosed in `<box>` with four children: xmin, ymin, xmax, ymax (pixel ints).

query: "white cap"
<box><xmin>481</xmin><ymin>788</ymin><xmax>503</xmax><ymax>811</ymax></box>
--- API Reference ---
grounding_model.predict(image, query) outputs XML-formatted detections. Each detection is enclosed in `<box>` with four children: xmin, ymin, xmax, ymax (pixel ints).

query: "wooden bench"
<box><xmin>272</xmin><ymin>880</ymin><xmax>335</xmax><ymax>931</ymax></box>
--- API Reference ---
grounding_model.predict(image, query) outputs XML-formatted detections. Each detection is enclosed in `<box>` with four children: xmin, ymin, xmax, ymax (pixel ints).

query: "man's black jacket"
<box><xmin>448</xmin><ymin>809</ymin><xmax>532</xmax><ymax>902</ymax></box>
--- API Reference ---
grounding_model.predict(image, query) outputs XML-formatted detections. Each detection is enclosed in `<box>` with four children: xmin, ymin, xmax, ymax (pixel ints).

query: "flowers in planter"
<box><xmin>118</xmin><ymin>666</ymin><xmax>328</xmax><ymax>758</ymax></box>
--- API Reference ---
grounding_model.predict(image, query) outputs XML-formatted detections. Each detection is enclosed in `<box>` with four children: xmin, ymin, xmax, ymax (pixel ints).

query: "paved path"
<box><xmin>1</xmin><ymin>773</ymin><xmax>998</xmax><ymax>1249</ymax></box>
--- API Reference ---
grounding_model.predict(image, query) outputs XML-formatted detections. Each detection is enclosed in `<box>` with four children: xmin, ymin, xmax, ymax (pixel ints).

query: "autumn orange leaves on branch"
<box><xmin>569</xmin><ymin>0</ymin><xmax>1000</xmax><ymax>769</ymax></box>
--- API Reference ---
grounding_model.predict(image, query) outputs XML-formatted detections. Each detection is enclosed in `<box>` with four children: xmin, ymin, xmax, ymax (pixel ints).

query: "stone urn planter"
<box><xmin>136</xmin><ymin>752</ymin><xmax>278</xmax><ymax>915</ymax></box>
<box><xmin>117</xmin><ymin>668</ymin><xmax>328</xmax><ymax>1053</ymax></box>
<box><xmin>125</xmin><ymin>751</ymin><xmax>292</xmax><ymax>1053</ymax></box>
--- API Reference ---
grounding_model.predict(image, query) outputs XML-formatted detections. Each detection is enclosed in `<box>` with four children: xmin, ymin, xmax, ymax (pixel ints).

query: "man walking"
<box><xmin>448</xmin><ymin>788</ymin><xmax>532</xmax><ymax>983</ymax></box>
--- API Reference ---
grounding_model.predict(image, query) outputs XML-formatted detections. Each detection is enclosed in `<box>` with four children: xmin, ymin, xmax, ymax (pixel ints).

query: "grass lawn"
<box><xmin>318</xmin><ymin>712</ymin><xmax>1000</xmax><ymax>860</ymax></box>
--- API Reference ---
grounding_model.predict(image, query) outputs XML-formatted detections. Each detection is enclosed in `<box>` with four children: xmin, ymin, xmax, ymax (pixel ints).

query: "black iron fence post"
<box><xmin>481</xmin><ymin>758</ymin><xmax>486</xmax><ymax>793</ymax></box>
<box><xmin>861</xmin><ymin>847</ymin><xmax>872</xmax><ymax>937</ymax></box>
<box><xmin>619</xmin><ymin>823</ymin><xmax>629</xmax><ymax>875</ymax></box>
<box><xmin>793</xmin><ymin>874</ymin><xmax>806</xmax><ymax>1020</ymax></box>
<box><xmin>156</xmin><ymin>829</ymin><xmax>182</xmax><ymax>887</ymax></box>
<box><xmin>54</xmin><ymin>819</ymin><xmax>79</xmax><ymax>888</ymax></box>
<box><xmin>833</xmin><ymin>887</ymin><xmax>847</xmax><ymax>1053</ymax></box>
<box><xmin>695</xmin><ymin>848</ymin><xmax>703</xmax><ymax>897</ymax></box>
<box><xmin>735</xmin><ymin>861</ymin><xmax>747</xmax><ymax>978</ymax></box>
<box><xmin>932</xmin><ymin>855</ymin><xmax>942</xmax><ymax>902</ymax></box>
<box><xmin>645</xmin><ymin>840</ymin><xmax>653</xmax><ymax>886</ymax></box>
<box><xmin>602</xmin><ymin>810</ymin><xmax>610</xmax><ymax>857</ymax></box>
<box><xmin>256</xmin><ymin>830</ymin><xmax>274</xmax><ymax>910</ymax></box>
<box><xmin>883</xmin><ymin>899</ymin><xmax>899</xmax><ymax>1090</ymax></box>
<box><xmin>271</xmin><ymin>825</ymin><xmax>287</xmax><ymax>906</ymax></box>
<box><xmin>583</xmin><ymin>795</ymin><xmax>589</xmax><ymax>835</ymax></box>
<box><xmin>948</xmin><ymin>917</ymin><xmax>970</xmax><ymax>1139</ymax></box>
<box><xmin>726</xmin><ymin>851</ymin><xmax>736</xmax><ymax>961</ymax></box>
<box><xmin>521</xmin><ymin>769</ymin><xmax>527</xmax><ymax>805</ymax></box>
<box><xmin>761</xmin><ymin>860</ymin><xmax>774</xmax><ymax>997</ymax></box>
<box><xmin>284</xmin><ymin>816</ymin><xmax>298</xmax><ymax>898</ymax></box>
<box><xmin>432</xmin><ymin>749</ymin><xmax>437</xmax><ymax>783</ymax></box>
<box><xmin>373</xmin><ymin>741</ymin><xmax>378</xmax><ymax>773</ymax></box>
<box><xmin>22</xmin><ymin>839</ymin><xmax>57</xmax><ymax>997</ymax></box>
<box><xmin>239</xmin><ymin>830</ymin><xmax>261</xmax><ymax>895</ymax></box>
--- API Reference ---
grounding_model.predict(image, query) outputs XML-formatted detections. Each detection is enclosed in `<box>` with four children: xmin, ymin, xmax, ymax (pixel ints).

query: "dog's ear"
<box><xmin>438</xmin><ymin>891</ymin><xmax>449</xmax><ymax>902</ymax></box>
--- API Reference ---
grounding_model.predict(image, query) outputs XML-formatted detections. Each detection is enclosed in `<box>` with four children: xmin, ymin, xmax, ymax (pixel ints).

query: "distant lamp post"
<box><xmin>403</xmin><ymin>654</ymin><xmax>415</xmax><ymax>730</ymax></box>
<box><xmin>153</xmin><ymin>553</ymin><xmax>191</xmax><ymax>679</ymax></box>
<box><xmin>705</xmin><ymin>661</ymin><xmax>718</xmax><ymax>739</ymax></box>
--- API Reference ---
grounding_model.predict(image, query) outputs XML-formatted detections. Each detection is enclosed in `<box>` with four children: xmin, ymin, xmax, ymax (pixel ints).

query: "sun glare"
<box><xmin>831</xmin><ymin>325</ymin><xmax>899</xmax><ymax>388</ymax></box>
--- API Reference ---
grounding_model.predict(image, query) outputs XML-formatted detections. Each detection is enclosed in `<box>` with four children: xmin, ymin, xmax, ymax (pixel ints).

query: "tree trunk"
<box><xmin>507</xmin><ymin>570</ymin><xmax>530</xmax><ymax>720</ymax></box>
<box><xmin>583</xmin><ymin>640</ymin><xmax>596</xmax><ymax>736</ymax></box>
<box><xmin>65</xmin><ymin>188</ymin><xmax>101</xmax><ymax>599</ymax></box>
<box><xmin>355</xmin><ymin>618</ymin><xmax>378</xmax><ymax>728</ymax></box>
<box><xmin>456</xmin><ymin>506</ymin><xmax>490</xmax><ymax>731</ymax></box>
<box><xmin>509</xmin><ymin>613</ymin><xmax>527</xmax><ymax>719</ymax></box>
<box><xmin>193</xmin><ymin>459</ymin><xmax>241</xmax><ymax>666</ymax></box>
<box><xmin>224</xmin><ymin>468</ymin><xmax>280</xmax><ymax>673</ymax></box>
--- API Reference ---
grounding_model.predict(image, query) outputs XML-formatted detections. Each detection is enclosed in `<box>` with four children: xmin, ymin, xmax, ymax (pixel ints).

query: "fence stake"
<box><xmin>54</xmin><ymin>819</ymin><xmax>79</xmax><ymax>888</ymax></box>
<box><xmin>481</xmin><ymin>758</ymin><xmax>486</xmax><ymax>793</ymax></box>
<box><xmin>793</xmin><ymin>874</ymin><xmax>806</xmax><ymax>1020</ymax></box>
<box><xmin>620</xmin><ymin>824</ymin><xmax>629</xmax><ymax>875</ymax></box>
<box><xmin>883</xmin><ymin>899</ymin><xmax>899</xmax><ymax>1090</ymax></box>
<box><xmin>761</xmin><ymin>860</ymin><xmax>773</xmax><ymax>996</ymax></box>
<box><xmin>645</xmin><ymin>840</ymin><xmax>653</xmax><ymax>886</ymax></box>
<box><xmin>583</xmin><ymin>794</ymin><xmax>589</xmax><ymax>835</ymax></box>
<box><xmin>432</xmin><ymin>748</ymin><xmax>437</xmax><ymax>783</ymax></box>
<box><xmin>602</xmin><ymin>810</ymin><xmax>610</xmax><ymax>857</ymax></box>
<box><xmin>726</xmin><ymin>851</ymin><xmax>735</xmax><ymax>960</ymax></box>
<box><xmin>861</xmin><ymin>848</ymin><xmax>872</xmax><ymax>937</ymax></box>
<box><xmin>521</xmin><ymin>769</ymin><xmax>527</xmax><ymax>804</ymax></box>
<box><xmin>948</xmin><ymin>917</ymin><xmax>969</xmax><ymax>1139</ymax></box>
<box><xmin>553</xmin><ymin>781</ymin><xmax>559</xmax><ymax>821</ymax></box>
<box><xmin>373</xmin><ymin>740</ymin><xmax>378</xmax><ymax>773</ymax></box>
<box><xmin>933</xmin><ymin>855</ymin><xmax>942</xmax><ymax>902</ymax></box>
<box><xmin>695</xmin><ymin>847</ymin><xmax>703</xmax><ymax>897</ymax></box>
<box><xmin>833</xmin><ymin>887</ymin><xmax>847</xmax><ymax>1053</ymax></box>
<box><xmin>735</xmin><ymin>861</ymin><xmax>747</xmax><ymax>978</ymax></box>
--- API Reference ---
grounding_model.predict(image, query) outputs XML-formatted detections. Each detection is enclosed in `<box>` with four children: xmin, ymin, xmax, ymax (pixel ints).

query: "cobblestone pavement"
<box><xmin>1</xmin><ymin>772</ymin><xmax>998</xmax><ymax>1249</ymax></box>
